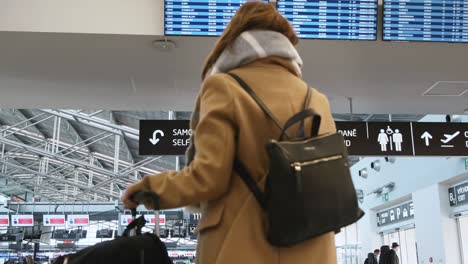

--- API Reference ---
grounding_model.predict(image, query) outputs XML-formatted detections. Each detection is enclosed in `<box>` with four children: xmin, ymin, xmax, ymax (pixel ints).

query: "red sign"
<box><xmin>19</xmin><ymin>218</ymin><xmax>33</xmax><ymax>224</ymax></box>
<box><xmin>0</xmin><ymin>219</ymin><xmax>9</xmax><ymax>225</ymax></box>
<box><xmin>74</xmin><ymin>218</ymin><xmax>89</xmax><ymax>224</ymax></box>
<box><xmin>50</xmin><ymin>218</ymin><xmax>65</xmax><ymax>224</ymax></box>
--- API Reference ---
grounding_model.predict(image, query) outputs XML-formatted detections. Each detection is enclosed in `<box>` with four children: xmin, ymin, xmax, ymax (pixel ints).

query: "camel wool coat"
<box><xmin>133</xmin><ymin>57</ymin><xmax>337</xmax><ymax>264</ymax></box>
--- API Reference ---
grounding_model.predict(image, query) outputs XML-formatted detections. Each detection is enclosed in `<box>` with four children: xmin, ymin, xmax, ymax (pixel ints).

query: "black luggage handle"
<box><xmin>129</xmin><ymin>191</ymin><xmax>160</xmax><ymax>217</ymax></box>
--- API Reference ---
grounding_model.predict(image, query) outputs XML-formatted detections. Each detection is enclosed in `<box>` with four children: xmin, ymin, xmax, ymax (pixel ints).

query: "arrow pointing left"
<box><xmin>150</xmin><ymin>130</ymin><xmax>164</xmax><ymax>145</ymax></box>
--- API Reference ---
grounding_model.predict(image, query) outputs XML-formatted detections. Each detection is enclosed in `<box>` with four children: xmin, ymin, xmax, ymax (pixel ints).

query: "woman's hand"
<box><xmin>121</xmin><ymin>183</ymin><xmax>142</xmax><ymax>209</ymax></box>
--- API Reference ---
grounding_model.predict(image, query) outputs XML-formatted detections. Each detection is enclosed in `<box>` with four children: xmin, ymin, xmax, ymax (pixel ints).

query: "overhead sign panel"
<box><xmin>139</xmin><ymin>120</ymin><xmax>468</xmax><ymax>156</ymax></box>
<box><xmin>11</xmin><ymin>215</ymin><xmax>34</xmax><ymax>227</ymax></box>
<box><xmin>412</xmin><ymin>123</ymin><xmax>468</xmax><ymax>156</ymax></box>
<box><xmin>336</xmin><ymin>122</ymin><xmax>468</xmax><ymax>156</ymax></box>
<box><xmin>277</xmin><ymin>0</ymin><xmax>378</xmax><ymax>40</ymax></box>
<box><xmin>43</xmin><ymin>215</ymin><xmax>66</xmax><ymax>227</ymax></box>
<box><xmin>139</xmin><ymin>120</ymin><xmax>191</xmax><ymax>155</ymax></box>
<box><xmin>449</xmin><ymin>181</ymin><xmax>468</xmax><ymax>207</ymax></box>
<box><xmin>383</xmin><ymin>0</ymin><xmax>468</xmax><ymax>43</ymax></box>
<box><xmin>377</xmin><ymin>201</ymin><xmax>414</xmax><ymax>227</ymax></box>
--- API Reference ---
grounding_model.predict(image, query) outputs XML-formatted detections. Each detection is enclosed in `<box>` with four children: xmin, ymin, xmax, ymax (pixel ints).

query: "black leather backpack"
<box><xmin>229</xmin><ymin>73</ymin><xmax>364</xmax><ymax>247</ymax></box>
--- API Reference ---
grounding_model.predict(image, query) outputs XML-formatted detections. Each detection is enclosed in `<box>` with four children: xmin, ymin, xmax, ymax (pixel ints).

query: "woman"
<box><xmin>122</xmin><ymin>2</ymin><xmax>337</xmax><ymax>263</ymax></box>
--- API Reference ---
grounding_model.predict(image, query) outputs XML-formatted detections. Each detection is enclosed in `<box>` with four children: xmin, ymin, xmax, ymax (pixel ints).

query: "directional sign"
<box><xmin>336</xmin><ymin>122</ymin><xmax>468</xmax><ymax>157</ymax></box>
<box><xmin>139</xmin><ymin>120</ymin><xmax>191</xmax><ymax>155</ymax></box>
<box><xmin>377</xmin><ymin>201</ymin><xmax>414</xmax><ymax>227</ymax></box>
<box><xmin>0</xmin><ymin>215</ymin><xmax>9</xmax><ymax>227</ymax></box>
<box><xmin>412</xmin><ymin>123</ymin><xmax>468</xmax><ymax>156</ymax></box>
<box><xmin>449</xmin><ymin>181</ymin><xmax>468</xmax><ymax>207</ymax></box>
<box><xmin>139</xmin><ymin>120</ymin><xmax>467</xmax><ymax>157</ymax></box>
<box><xmin>43</xmin><ymin>215</ymin><xmax>66</xmax><ymax>227</ymax></box>
<box><xmin>11</xmin><ymin>215</ymin><xmax>34</xmax><ymax>227</ymax></box>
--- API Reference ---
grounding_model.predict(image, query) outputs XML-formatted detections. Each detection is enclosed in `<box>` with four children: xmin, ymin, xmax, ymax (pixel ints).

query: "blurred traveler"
<box><xmin>387</xmin><ymin>242</ymin><xmax>400</xmax><ymax>264</ymax></box>
<box><xmin>374</xmin><ymin>249</ymin><xmax>381</xmax><ymax>260</ymax></box>
<box><xmin>123</xmin><ymin>2</ymin><xmax>337</xmax><ymax>263</ymax></box>
<box><xmin>379</xmin><ymin>245</ymin><xmax>390</xmax><ymax>264</ymax></box>
<box><xmin>364</xmin><ymin>252</ymin><xmax>378</xmax><ymax>264</ymax></box>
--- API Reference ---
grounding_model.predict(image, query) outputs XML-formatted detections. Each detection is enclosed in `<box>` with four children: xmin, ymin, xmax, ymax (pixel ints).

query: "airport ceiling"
<box><xmin>0</xmin><ymin>32</ymin><xmax>467</xmax><ymax>115</ymax></box>
<box><xmin>0</xmin><ymin>109</ymin><xmax>192</xmax><ymax>202</ymax></box>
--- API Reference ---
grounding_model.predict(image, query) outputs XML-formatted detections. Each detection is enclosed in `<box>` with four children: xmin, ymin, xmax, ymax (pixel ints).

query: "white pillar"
<box><xmin>413</xmin><ymin>184</ymin><xmax>462</xmax><ymax>264</ymax></box>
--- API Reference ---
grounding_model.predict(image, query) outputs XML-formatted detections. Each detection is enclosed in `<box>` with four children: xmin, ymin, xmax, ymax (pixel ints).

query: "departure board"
<box><xmin>277</xmin><ymin>0</ymin><xmax>378</xmax><ymax>40</ymax></box>
<box><xmin>165</xmin><ymin>0</ymin><xmax>267</xmax><ymax>36</ymax></box>
<box><xmin>384</xmin><ymin>0</ymin><xmax>468</xmax><ymax>42</ymax></box>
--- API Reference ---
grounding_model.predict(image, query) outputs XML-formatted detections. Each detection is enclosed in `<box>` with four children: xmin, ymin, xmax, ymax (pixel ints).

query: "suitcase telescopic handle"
<box><xmin>129</xmin><ymin>191</ymin><xmax>160</xmax><ymax>217</ymax></box>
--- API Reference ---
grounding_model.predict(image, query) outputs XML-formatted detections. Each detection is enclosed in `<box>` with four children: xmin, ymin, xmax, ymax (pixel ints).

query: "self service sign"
<box><xmin>139</xmin><ymin>120</ymin><xmax>191</xmax><ymax>155</ymax></box>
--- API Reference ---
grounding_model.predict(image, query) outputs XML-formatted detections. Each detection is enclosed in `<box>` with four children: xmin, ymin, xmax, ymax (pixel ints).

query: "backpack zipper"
<box><xmin>291</xmin><ymin>155</ymin><xmax>343</xmax><ymax>193</ymax></box>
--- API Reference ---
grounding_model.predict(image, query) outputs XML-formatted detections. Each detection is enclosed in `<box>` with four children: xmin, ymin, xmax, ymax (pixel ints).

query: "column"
<box><xmin>413</xmin><ymin>184</ymin><xmax>461</xmax><ymax>264</ymax></box>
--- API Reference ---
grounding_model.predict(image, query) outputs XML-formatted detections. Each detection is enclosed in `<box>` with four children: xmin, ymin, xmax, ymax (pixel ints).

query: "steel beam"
<box><xmin>40</xmin><ymin>109</ymin><xmax>139</xmax><ymax>140</ymax></box>
<box><xmin>0</xmin><ymin>136</ymin><xmax>118</xmax><ymax>178</ymax></box>
<box><xmin>0</xmin><ymin>161</ymin><xmax>119</xmax><ymax>199</ymax></box>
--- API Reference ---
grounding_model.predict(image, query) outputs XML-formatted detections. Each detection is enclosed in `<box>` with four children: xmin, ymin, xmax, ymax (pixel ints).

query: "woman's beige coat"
<box><xmin>133</xmin><ymin>57</ymin><xmax>337</xmax><ymax>264</ymax></box>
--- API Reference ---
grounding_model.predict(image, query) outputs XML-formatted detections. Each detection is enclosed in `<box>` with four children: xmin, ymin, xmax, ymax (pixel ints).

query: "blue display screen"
<box><xmin>277</xmin><ymin>0</ymin><xmax>378</xmax><ymax>40</ymax></box>
<box><xmin>165</xmin><ymin>0</ymin><xmax>267</xmax><ymax>36</ymax></box>
<box><xmin>383</xmin><ymin>0</ymin><xmax>468</xmax><ymax>42</ymax></box>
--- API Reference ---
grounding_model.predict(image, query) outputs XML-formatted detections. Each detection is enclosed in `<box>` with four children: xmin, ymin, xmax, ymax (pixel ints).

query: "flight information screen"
<box><xmin>277</xmin><ymin>0</ymin><xmax>378</xmax><ymax>40</ymax></box>
<box><xmin>165</xmin><ymin>0</ymin><xmax>267</xmax><ymax>36</ymax></box>
<box><xmin>384</xmin><ymin>0</ymin><xmax>468</xmax><ymax>42</ymax></box>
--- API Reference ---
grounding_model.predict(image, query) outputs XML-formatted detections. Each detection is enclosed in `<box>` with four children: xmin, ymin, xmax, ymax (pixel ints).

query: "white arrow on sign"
<box><xmin>421</xmin><ymin>131</ymin><xmax>433</xmax><ymax>147</ymax></box>
<box><xmin>149</xmin><ymin>130</ymin><xmax>164</xmax><ymax>145</ymax></box>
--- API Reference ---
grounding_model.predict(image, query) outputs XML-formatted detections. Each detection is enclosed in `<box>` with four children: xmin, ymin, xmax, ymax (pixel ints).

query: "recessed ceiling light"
<box><xmin>152</xmin><ymin>39</ymin><xmax>176</xmax><ymax>51</ymax></box>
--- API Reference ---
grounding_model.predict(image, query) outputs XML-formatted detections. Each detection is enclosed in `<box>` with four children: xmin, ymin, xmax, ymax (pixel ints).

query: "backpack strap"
<box><xmin>227</xmin><ymin>73</ymin><xmax>291</xmax><ymax>140</ymax></box>
<box><xmin>297</xmin><ymin>86</ymin><xmax>313</xmax><ymax>138</ymax></box>
<box><xmin>280</xmin><ymin>109</ymin><xmax>322</xmax><ymax>141</ymax></box>
<box><xmin>233</xmin><ymin>160</ymin><xmax>267</xmax><ymax>210</ymax></box>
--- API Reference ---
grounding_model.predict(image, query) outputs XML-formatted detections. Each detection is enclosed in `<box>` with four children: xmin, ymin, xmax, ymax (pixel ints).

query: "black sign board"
<box><xmin>139</xmin><ymin>120</ymin><xmax>468</xmax><ymax>157</ymax></box>
<box><xmin>336</xmin><ymin>122</ymin><xmax>468</xmax><ymax>157</ymax></box>
<box><xmin>160</xmin><ymin>210</ymin><xmax>184</xmax><ymax>221</ymax></box>
<box><xmin>0</xmin><ymin>234</ymin><xmax>18</xmax><ymax>242</ymax></box>
<box><xmin>139</xmin><ymin>120</ymin><xmax>191</xmax><ymax>155</ymax></box>
<box><xmin>188</xmin><ymin>224</ymin><xmax>197</xmax><ymax>239</ymax></box>
<box><xmin>377</xmin><ymin>201</ymin><xmax>414</xmax><ymax>227</ymax></box>
<box><xmin>412</xmin><ymin>123</ymin><xmax>468</xmax><ymax>156</ymax></box>
<box><xmin>449</xmin><ymin>181</ymin><xmax>468</xmax><ymax>207</ymax></box>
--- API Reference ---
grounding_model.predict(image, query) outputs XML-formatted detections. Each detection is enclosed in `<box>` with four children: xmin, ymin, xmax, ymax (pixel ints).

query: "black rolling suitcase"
<box><xmin>57</xmin><ymin>192</ymin><xmax>172</xmax><ymax>264</ymax></box>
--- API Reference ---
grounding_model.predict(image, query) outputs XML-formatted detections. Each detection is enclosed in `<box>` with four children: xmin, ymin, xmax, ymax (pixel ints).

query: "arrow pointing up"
<box><xmin>421</xmin><ymin>131</ymin><xmax>433</xmax><ymax>147</ymax></box>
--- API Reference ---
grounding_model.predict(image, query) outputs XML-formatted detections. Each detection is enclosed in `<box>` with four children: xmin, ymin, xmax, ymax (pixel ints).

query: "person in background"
<box><xmin>387</xmin><ymin>242</ymin><xmax>400</xmax><ymax>264</ymax></box>
<box><xmin>379</xmin><ymin>245</ymin><xmax>390</xmax><ymax>264</ymax></box>
<box><xmin>374</xmin><ymin>249</ymin><xmax>381</xmax><ymax>261</ymax></box>
<box><xmin>364</xmin><ymin>252</ymin><xmax>378</xmax><ymax>264</ymax></box>
<box><xmin>122</xmin><ymin>1</ymin><xmax>338</xmax><ymax>264</ymax></box>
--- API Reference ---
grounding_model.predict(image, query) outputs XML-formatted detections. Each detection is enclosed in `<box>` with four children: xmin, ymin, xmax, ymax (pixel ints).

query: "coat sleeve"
<box><xmin>131</xmin><ymin>74</ymin><xmax>237</xmax><ymax>209</ymax></box>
